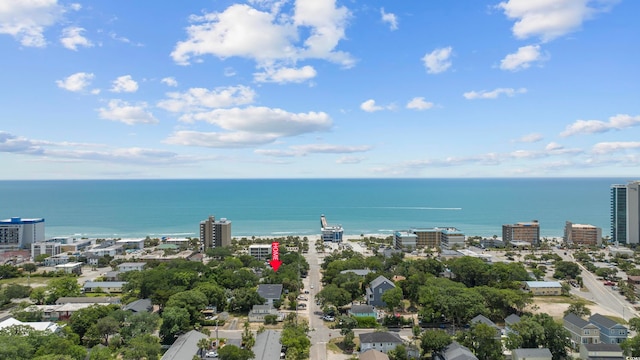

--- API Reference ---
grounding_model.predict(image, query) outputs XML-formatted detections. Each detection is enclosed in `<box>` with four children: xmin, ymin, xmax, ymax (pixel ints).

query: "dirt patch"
<box><xmin>529</xmin><ymin>296</ymin><xmax>618</xmax><ymax>321</ymax></box>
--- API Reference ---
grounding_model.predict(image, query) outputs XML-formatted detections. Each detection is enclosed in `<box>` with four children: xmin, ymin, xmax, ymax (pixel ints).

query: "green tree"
<box><xmin>316</xmin><ymin>284</ymin><xmax>351</xmax><ymax>308</ymax></box>
<box><xmin>166</xmin><ymin>289</ymin><xmax>208</xmax><ymax>324</ymax></box>
<box><xmin>242</xmin><ymin>321</ymin><xmax>255</xmax><ymax>350</ymax></box>
<box><xmin>69</xmin><ymin>304</ymin><xmax>119</xmax><ymax>340</ymax></box>
<box><xmin>622</xmin><ymin>335</ymin><xmax>640</xmax><ymax>356</ymax></box>
<box><xmin>388</xmin><ymin>344</ymin><xmax>408</xmax><ymax>360</ymax></box>
<box><xmin>121</xmin><ymin>334</ymin><xmax>161</xmax><ymax>360</ymax></box>
<box><xmin>45</xmin><ymin>276</ymin><xmax>81</xmax><ymax>304</ymax></box>
<box><xmin>218</xmin><ymin>344</ymin><xmax>253</xmax><ymax>360</ymax></box>
<box><xmin>30</xmin><ymin>287</ymin><xmax>47</xmax><ymax>305</ymax></box>
<box><xmin>88</xmin><ymin>345</ymin><xmax>113</xmax><ymax>360</ymax></box>
<box><xmin>341</xmin><ymin>329</ymin><xmax>355</xmax><ymax>351</ymax></box>
<box><xmin>507</xmin><ymin>314</ymin><xmax>570</xmax><ymax>360</ymax></box>
<box><xmin>381</xmin><ymin>287</ymin><xmax>404</xmax><ymax>313</ymax></box>
<box><xmin>564</xmin><ymin>300</ymin><xmax>591</xmax><ymax>318</ymax></box>
<box><xmin>160</xmin><ymin>306</ymin><xmax>190</xmax><ymax>344</ymax></box>
<box><xmin>457</xmin><ymin>323</ymin><xmax>502</xmax><ymax>360</ymax></box>
<box><xmin>628</xmin><ymin>317</ymin><xmax>640</xmax><ymax>332</ymax></box>
<box><xmin>22</xmin><ymin>263</ymin><xmax>38</xmax><ymax>274</ymax></box>
<box><xmin>553</xmin><ymin>261</ymin><xmax>581</xmax><ymax>279</ymax></box>
<box><xmin>420</xmin><ymin>329</ymin><xmax>452</xmax><ymax>356</ymax></box>
<box><xmin>227</xmin><ymin>288</ymin><xmax>265</xmax><ymax>313</ymax></box>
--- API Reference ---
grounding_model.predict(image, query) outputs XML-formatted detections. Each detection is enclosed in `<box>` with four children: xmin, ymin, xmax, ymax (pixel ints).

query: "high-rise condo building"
<box><xmin>564</xmin><ymin>221</ymin><xmax>602</xmax><ymax>246</ymax></box>
<box><xmin>611</xmin><ymin>181</ymin><xmax>640</xmax><ymax>245</ymax></box>
<box><xmin>0</xmin><ymin>217</ymin><xmax>45</xmax><ymax>250</ymax></box>
<box><xmin>502</xmin><ymin>220</ymin><xmax>540</xmax><ymax>246</ymax></box>
<box><xmin>199</xmin><ymin>215</ymin><xmax>231</xmax><ymax>250</ymax></box>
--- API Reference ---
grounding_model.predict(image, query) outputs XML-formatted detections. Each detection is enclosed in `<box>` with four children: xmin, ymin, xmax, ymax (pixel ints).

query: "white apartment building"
<box><xmin>0</xmin><ymin>217</ymin><xmax>45</xmax><ymax>250</ymax></box>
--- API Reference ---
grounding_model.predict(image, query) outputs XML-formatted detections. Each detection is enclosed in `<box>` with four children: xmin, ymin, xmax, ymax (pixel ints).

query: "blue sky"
<box><xmin>1</xmin><ymin>0</ymin><xmax>639</xmax><ymax>179</ymax></box>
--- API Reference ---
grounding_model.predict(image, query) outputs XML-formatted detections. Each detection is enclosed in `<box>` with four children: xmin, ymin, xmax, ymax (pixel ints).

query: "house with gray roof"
<box><xmin>123</xmin><ymin>298</ymin><xmax>152</xmax><ymax>313</ymax></box>
<box><xmin>470</xmin><ymin>314</ymin><xmax>501</xmax><ymax>338</ymax></box>
<box><xmin>589</xmin><ymin>313</ymin><xmax>628</xmax><ymax>344</ymax></box>
<box><xmin>256</xmin><ymin>284</ymin><xmax>283</xmax><ymax>306</ymax></box>
<box><xmin>579</xmin><ymin>343</ymin><xmax>624</xmax><ymax>360</ymax></box>
<box><xmin>359</xmin><ymin>331</ymin><xmax>403</xmax><ymax>354</ymax></box>
<box><xmin>253</xmin><ymin>330</ymin><xmax>282</xmax><ymax>360</ymax></box>
<box><xmin>248</xmin><ymin>304</ymin><xmax>283</xmax><ymax>323</ymax></box>
<box><xmin>348</xmin><ymin>304</ymin><xmax>377</xmax><ymax>318</ymax></box>
<box><xmin>504</xmin><ymin>314</ymin><xmax>521</xmax><ymax>335</ymax></box>
<box><xmin>512</xmin><ymin>348</ymin><xmax>552</xmax><ymax>360</ymax></box>
<box><xmin>340</xmin><ymin>269</ymin><xmax>373</xmax><ymax>277</ymax></box>
<box><xmin>564</xmin><ymin>313</ymin><xmax>600</xmax><ymax>348</ymax></box>
<box><xmin>359</xmin><ymin>349</ymin><xmax>390</xmax><ymax>360</ymax></box>
<box><xmin>366</xmin><ymin>276</ymin><xmax>396</xmax><ymax>308</ymax></box>
<box><xmin>82</xmin><ymin>281</ymin><xmax>127</xmax><ymax>293</ymax></box>
<box><xmin>434</xmin><ymin>341</ymin><xmax>478</xmax><ymax>360</ymax></box>
<box><xmin>160</xmin><ymin>330</ymin><xmax>209</xmax><ymax>360</ymax></box>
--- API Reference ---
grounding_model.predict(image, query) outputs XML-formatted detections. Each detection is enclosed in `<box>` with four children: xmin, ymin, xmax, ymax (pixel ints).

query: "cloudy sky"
<box><xmin>1</xmin><ymin>0</ymin><xmax>639</xmax><ymax>179</ymax></box>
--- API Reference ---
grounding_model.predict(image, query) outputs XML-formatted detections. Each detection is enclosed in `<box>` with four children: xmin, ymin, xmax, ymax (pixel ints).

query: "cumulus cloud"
<box><xmin>98</xmin><ymin>100</ymin><xmax>158</xmax><ymax>125</ymax></box>
<box><xmin>497</xmin><ymin>0</ymin><xmax>617</xmax><ymax>42</ymax></box>
<box><xmin>165</xmin><ymin>131</ymin><xmax>279</xmax><ymax>148</ymax></box>
<box><xmin>336</xmin><ymin>156</ymin><xmax>365</xmax><ymax>164</ymax></box>
<box><xmin>561</xmin><ymin>114</ymin><xmax>640</xmax><ymax>137</ymax></box>
<box><xmin>380</xmin><ymin>8</ymin><xmax>398</xmax><ymax>30</ymax></box>
<box><xmin>406</xmin><ymin>97</ymin><xmax>434</xmax><ymax>111</ymax></box>
<box><xmin>360</xmin><ymin>99</ymin><xmax>384</xmax><ymax>112</ymax></box>
<box><xmin>592</xmin><ymin>142</ymin><xmax>640</xmax><ymax>154</ymax></box>
<box><xmin>500</xmin><ymin>45</ymin><xmax>544</xmax><ymax>71</ymax></box>
<box><xmin>422</xmin><ymin>47</ymin><xmax>453</xmax><ymax>74</ymax></box>
<box><xmin>171</xmin><ymin>1</ymin><xmax>353</xmax><ymax>68</ymax></box>
<box><xmin>514</xmin><ymin>133</ymin><xmax>543</xmax><ymax>143</ymax></box>
<box><xmin>463</xmin><ymin>87</ymin><xmax>527</xmax><ymax>100</ymax></box>
<box><xmin>161</xmin><ymin>77</ymin><xmax>178</xmax><ymax>87</ymax></box>
<box><xmin>254</xmin><ymin>65</ymin><xmax>317</xmax><ymax>83</ymax></box>
<box><xmin>157</xmin><ymin>85</ymin><xmax>256</xmax><ymax>113</ymax></box>
<box><xmin>0</xmin><ymin>0</ymin><xmax>64</xmax><ymax>47</ymax></box>
<box><xmin>56</xmin><ymin>72</ymin><xmax>95</xmax><ymax>92</ymax></box>
<box><xmin>60</xmin><ymin>26</ymin><xmax>93</xmax><ymax>50</ymax></box>
<box><xmin>110</xmin><ymin>75</ymin><xmax>139</xmax><ymax>93</ymax></box>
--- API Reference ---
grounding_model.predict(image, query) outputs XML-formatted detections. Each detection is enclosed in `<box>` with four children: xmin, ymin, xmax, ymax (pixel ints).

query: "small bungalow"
<box><xmin>54</xmin><ymin>262</ymin><xmax>83</xmax><ymax>275</ymax></box>
<box><xmin>248</xmin><ymin>304</ymin><xmax>283</xmax><ymax>323</ymax></box>
<box><xmin>359</xmin><ymin>331</ymin><xmax>403</xmax><ymax>354</ymax></box>
<box><xmin>470</xmin><ymin>314</ymin><xmax>501</xmax><ymax>338</ymax></box>
<box><xmin>504</xmin><ymin>314</ymin><xmax>521</xmax><ymax>335</ymax></box>
<box><xmin>0</xmin><ymin>317</ymin><xmax>60</xmax><ymax>333</ymax></box>
<box><xmin>348</xmin><ymin>304</ymin><xmax>377</xmax><ymax>318</ymax></box>
<box><xmin>83</xmin><ymin>281</ymin><xmax>127</xmax><ymax>293</ymax></box>
<box><xmin>434</xmin><ymin>341</ymin><xmax>478</xmax><ymax>360</ymax></box>
<box><xmin>123</xmin><ymin>299</ymin><xmax>153</xmax><ymax>313</ymax></box>
<box><xmin>579</xmin><ymin>343</ymin><xmax>624</xmax><ymax>360</ymax></box>
<box><xmin>116</xmin><ymin>262</ymin><xmax>146</xmax><ymax>272</ymax></box>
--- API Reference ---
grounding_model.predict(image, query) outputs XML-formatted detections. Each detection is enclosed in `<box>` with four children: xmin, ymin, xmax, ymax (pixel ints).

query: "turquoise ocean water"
<box><xmin>0</xmin><ymin>178</ymin><xmax>629</xmax><ymax>239</ymax></box>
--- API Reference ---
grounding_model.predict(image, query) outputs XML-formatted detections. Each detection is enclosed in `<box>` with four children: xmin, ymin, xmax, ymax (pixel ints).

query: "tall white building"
<box><xmin>611</xmin><ymin>181</ymin><xmax>640</xmax><ymax>245</ymax></box>
<box><xmin>0</xmin><ymin>217</ymin><xmax>45</xmax><ymax>250</ymax></box>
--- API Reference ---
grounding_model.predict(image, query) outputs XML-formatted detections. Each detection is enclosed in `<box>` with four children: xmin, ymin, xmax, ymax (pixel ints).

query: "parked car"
<box><xmin>323</xmin><ymin>315</ymin><xmax>335</xmax><ymax>322</ymax></box>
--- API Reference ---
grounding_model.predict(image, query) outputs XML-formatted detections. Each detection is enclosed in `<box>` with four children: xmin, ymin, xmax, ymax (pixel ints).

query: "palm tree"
<box><xmin>197</xmin><ymin>337</ymin><xmax>210</xmax><ymax>358</ymax></box>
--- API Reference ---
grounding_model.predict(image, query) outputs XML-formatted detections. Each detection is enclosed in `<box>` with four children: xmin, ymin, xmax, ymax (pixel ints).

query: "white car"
<box><xmin>205</xmin><ymin>351</ymin><xmax>218</xmax><ymax>358</ymax></box>
<box><xmin>310</xmin><ymin>284</ymin><xmax>314</xmax><ymax>289</ymax></box>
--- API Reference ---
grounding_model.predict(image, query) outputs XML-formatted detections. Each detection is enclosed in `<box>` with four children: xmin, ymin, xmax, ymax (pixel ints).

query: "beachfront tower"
<box><xmin>320</xmin><ymin>214</ymin><xmax>343</xmax><ymax>243</ymax></box>
<box><xmin>0</xmin><ymin>217</ymin><xmax>45</xmax><ymax>250</ymax></box>
<box><xmin>612</xmin><ymin>181</ymin><xmax>640</xmax><ymax>245</ymax></box>
<box><xmin>502</xmin><ymin>220</ymin><xmax>540</xmax><ymax>246</ymax></box>
<box><xmin>564</xmin><ymin>221</ymin><xmax>602</xmax><ymax>246</ymax></box>
<box><xmin>199</xmin><ymin>215</ymin><xmax>231</xmax><ymax>250</ymax></box>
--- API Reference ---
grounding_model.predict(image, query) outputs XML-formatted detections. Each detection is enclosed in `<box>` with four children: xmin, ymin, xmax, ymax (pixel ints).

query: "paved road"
<box><xmin>305</xmin><ymin>243</ymin><xmax>330</xmax><ymax>360</ymax></box>
<box><xmin>554</xmin><ymin>248</ymin><xmax>638</xmax><ymax>321</ymax></box>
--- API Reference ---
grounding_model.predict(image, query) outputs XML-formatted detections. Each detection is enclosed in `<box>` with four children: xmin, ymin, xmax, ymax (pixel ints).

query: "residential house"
<box><xmin>0</xmin><ymin>317</ymin><xmax>60</xmax><ymax>333</ymax></box>
<box><xmin>348</xmin><ymin>305</ymin><xmax>377</xmax><ymax>318</ymax></box>
<box><xmin>104</xmin><ymin>271</ymin><xmax>121</xmax><ymax>281</ymax></box>
<box><xmin>340</xmin><ymin>269</ymin><xmax>373</xmax><ymax>277</ymax></box>
<box><xmin>256</xmin><ymin>284</ymin><xmax>283</xmax><ymax>306</ymax></box>
<box><xmin>160</xmin><ymin>330</ymin><xmax>209</xmax><ymax>360</ymax></box>
<box><xmin>359</xmin><ymin>349</ymin><xmax>390</xmax><ymax>360</ymax></box>
<box><xmin>470</xmin><ymin>314</ymin><xmax>501</xmax><ymax>338</ymax></box>
<box><xmin>434</xmin><ymin>341</ymin><xmax>478</xmax><ymax>360</ymax></box>
<box><xmin>523</xmin><ymin>281</ymin><xmax>562</xmax><ymax>296</ymax></box>
<box><xmin>248</xmin><ymin>304</ymin><xmax>283</xmax><ymax>323</ymax></box>
<box><xmin>511</xmin><ymin>348</ymin><xmax>552</xmax><ymax>360</ymax></box>
<box><xmin>504</xmin><ymin>314</ymin><xmax>521</xmax><ymax>335</ymax></box>
<box><xmin>123</xmin><ymin>299</ymin><xmax>153</xmax><ymax>313</ymax></box>
<box><xmin>579</xmin><ymin>343</ymin><xmax>624</xmax><ymax>360</ymax></box>
<box><xmin>366</xmin><ymin>276</ymin><xmax>396</xmax><ymax>308</ymax></box>
<box><xmin>55</xmin><ymin>297</ymin><xmax>120</xmax><ymax>305</ymax></box>
<box><xmin>116</xmin><ymin>262</ymin><xmax>146</xmax><ymax>272</ymax></box>
<box><xmin>253</xmin><ymin>330</ymin><xmax>282</xmax><ymax>360</ymax></box>
<box><xmin>54</xmin><ymin>262</ymin><xmax>83</xmax><ymax>275</ymax></box>
<box><xmin>589</xmin><ymin>313</ymin><xmax>628</xmax><ymax>344</ymax></box>
<box><xmin>359</xmin><ymin>332</ymin><xmax>403</xmax><ymax>354</ymax></box>
<box><xmin>82</xmin><ymin>281</ymin><xmax>127</xmax><ymax>293</ymax></box>
<box><xmin>564</xmin><ymin>313</ymin><xmax>600</xmax><ymax>348</ymax></box>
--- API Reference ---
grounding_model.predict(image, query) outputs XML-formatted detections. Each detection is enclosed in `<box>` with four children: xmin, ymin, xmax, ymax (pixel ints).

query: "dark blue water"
<box><xmin>0</xmin><ymin>178</ymin><xmax>627</xmax><ymax>238</ymax></box>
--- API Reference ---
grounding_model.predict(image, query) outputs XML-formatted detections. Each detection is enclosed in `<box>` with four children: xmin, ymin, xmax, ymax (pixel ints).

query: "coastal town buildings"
<box><xmin>502</xmin><ymin>221</ymin><xmax>540</xmax><ymax>246</ymax></box>
<box><xmin>408</xmin><ymin>228</ymin><xmax>442</xmax><ymax>248</ymax></box>
<box><xmin>320</xmin><ymin>214</ymin><xmax>343</xmax><ymax>242</ymax></box>
<box><xmin>611</xmin><ymin>181</ymin><xmax>640</xmax><ymax>245</ymax></box>
<box><xmin>199</xmin><ymin>215</ymin><xmax>231</xmax><ymax>250</ymax></box>
<box><xmin>440</xmin><ymin>227</ymin><xmax>466</xmax><ymax>249</ymax></box>
<box><xmin>564</xmin><ymin>222</ymin><xmax>602</xmax><ymax>246</ymax></box>
<box><xmin>0</xmin><ymin>217</ymin><xmax>45</xmax><ymax>250</ymax></box>
<box><xmin>248</xmin><ymin>244</ymin><xmax>271</xmax><ymax>260</ymax></box>
<box><xmin>394</xmin><ymin>231</ymin><xmax>417</xmax><ymax>250</ymax></box>
<box><xmin>394</xmin><ymin>227</ymin><xmax>466</xmax><ymax>250</ymax></box>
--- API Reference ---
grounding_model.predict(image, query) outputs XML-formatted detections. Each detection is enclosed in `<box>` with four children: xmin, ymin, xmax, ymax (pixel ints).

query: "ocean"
<box><xmin>0</xmin><ymin>178</ymin><xmax>629</xmax><ymax>239</ymax></box>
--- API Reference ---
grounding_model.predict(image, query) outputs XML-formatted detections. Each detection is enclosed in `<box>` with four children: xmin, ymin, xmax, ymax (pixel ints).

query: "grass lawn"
<box><xmin>0</xmin><ymin>276</ymin><xmax>52</xmax><ymax>287</ymax></box>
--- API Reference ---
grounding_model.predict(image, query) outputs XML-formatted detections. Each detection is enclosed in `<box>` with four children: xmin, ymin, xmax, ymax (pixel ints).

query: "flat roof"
<box><xmin>525</xmin><ymin>281</ymin><xmax>561</xmax><ymax>288</ymax></box>
<box><xmin>55</xmin><ymin>262</ymin><xmax>83</xmax><ymax>268</ymax></box>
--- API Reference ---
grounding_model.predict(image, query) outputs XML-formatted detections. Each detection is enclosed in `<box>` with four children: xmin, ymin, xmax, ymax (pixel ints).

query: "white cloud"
<box><xmin>157</xmin><ymin>85</ymin><xmax>256</xmax><ymax>113</ymax></box>
<box><xmin>60</xmin><ymin>26</ymin><xmax>93</xmax><ymax>50</ymax></box>
<box><xmin>256</xmin><ymin>144</ymin><xmax>371</xmax><ymax>157</ymax></box>
<box><xmin>69</xmin><ymin>3</ymin><xmax>81</xmax><ymax>11</ymax></box>
<box><xmin>171</xmin><ymin>1</ymin><xmax>353</xmax><ymax>68</ymax></box>
<box><xmin>165</xmin><ymin>131</ymin><xmax>279</xmax><ymax>148</ymax></box>
<box><xmin>56</xmin><ymin>72</ymin><xmax>95</xmax><ymax>92</ymax></box>
<box><xmin>336</xmin><ymin>156</ymin><xmax>365</xmax><ymax>164</ymax></box>
<box><xmin>110</xmin><ymin>75</ymin><xmax>139</xmax><ymax>93</ymax></box>
<box><xmin>181</xmin><ymin>106</ymin><xmax>332</xmax><ymax>137</ymax></box>
<box><xmin>254</xmin><ymin>65</ymin><xmax>317</xmax><ymax>83</ymax></box>
<box><xmin>514</xmin><ymin>133</ymin><xmax>543</xmax><ymax>143</ymax></box>
<box><xmin>0</xmin><ymin>0</ymin><xmax>64</xmax><ymax>47</ymax></box>
<box><xmin>161</xmin><ymin>77</ymin><xmax>178</xmax><ymax>87</ymax></box>
<box><xmin>406</xmin><ymin>97</ymin><xmax>434</xmax><ymax>111</ymax></box>
<box><xmin>545</xmin><ymin>142</ymin><xmax>563</xmax><ymax>151</ymax></box>
<box><xmin>224</xmin><ymin>67</ymin><xmax>237</xmax><ymax>77</ymax></box>
<box><xmin>500</xmin><ymin>45</ymin><xmax>543</xmax><ymax>71</ymax></box>
<box><xmin>98</xmin><ymin>100</ymin><xmax>158</xmax><ymax>125</ymax></box>
<box><xmin>561</xmin><ymin>114</ymin><xmax>640</xmax><ymax>137</ymax></box>
<box><xmin>463</xmin><ymin>87</ymin><xmax>527</xmax><ymax>100</ymax></box>
<box><xmin>497</xmin><ymin>0</ymin><xmax>617</xmax><ymax>42</ymax></box>
<box><xmin>360</xmin><ymin>99</ymin><xmax>383</xmax><ymax>112</ymax></box>
<box><xmin>422</xmin><ymin>47</ymin><xmax>453</xmax><ymax>74</ymax></box>
<box><xmin>592</xmin><ymin>142</ymin><xmax>640</xmax><ymax>154</ymax></box>
<box><xmin>380</xmin><ymin>8</ymin><xmax>398</xmax><ymax>31</ymax></box>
